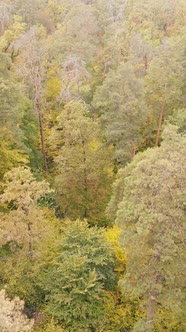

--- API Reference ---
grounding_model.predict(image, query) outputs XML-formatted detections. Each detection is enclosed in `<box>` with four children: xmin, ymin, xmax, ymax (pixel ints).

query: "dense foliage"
<box><xmin>0</xmin><ymin>0</ymin><xmax>185</xmax><ymax>331</ymax></box>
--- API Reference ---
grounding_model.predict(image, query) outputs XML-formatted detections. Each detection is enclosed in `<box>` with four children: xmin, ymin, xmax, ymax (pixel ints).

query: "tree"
<box><xmin>128</xmin><ymin>32</ymin><xmax>153</xmax><ymax>75</ymax></box>
<box><xmin>0</xmin><ymin>52</ymin><xmax>29</xmax><ymax>179</ymax></box>
<box><xmin>44</xmin><ymin>220</ymin><xmax>117</xmax><ymax>331</ymax></box>
<box><xmin>0</xmin><ymin>166</ymin><xmax>52</xmax><ymax>258</ymax></box>
<box><xmin>125</xmin><ymin>0</ymin><xmax>179</xmax><ymax>44</ymax></box>
<box><xmin>0</xmin><ymin>1</ymin><xmax>13</xmax><ymax>35</ymax></box>
<box><xmin>21</xmin><ymin>107</ymin><xmax>44</xmax><ymax>175</ymax></box>
<box><xmin>58</xmin><ymin>55</ymin><xmax>91</xmax><ymax>102</ymax></box>
<box><xmin>0</xmin><ymin>15</ymin><xmax>26</xmax><ymax>60</ymax></box>
<box><xmin>145</xmin><ymin>36</ymin><xmax>185</xmax><ymax>146</ymax></box>
<box><xmin>17</xmin><ymin>25</ymin><xmax>50</xmax><ymax>172</ymax></box>
<box><xmin>105</xmin><ymin>225</ymin><xmax>126</xmax><ymax>276</ymax></box>
<box><xmin>107</xmin><ymin>123</ymin><xmax>186</xmax><ymax>331</ymax></box>
<box><xmin>93</xmin><ymin>62</ymin><xmax>148</xmax><ymax>165</ymax></box>
<box><xmin>0</xmin><ymin>167</ymin><xmax>60</xmax><ymax>314</ymax></box>
<box><xmin>11</xmin><ymin>0</ymin><xmax>48</xmax><ymax>26</ymax></box>
<box><xmin>34</xmin><ymin>318</ymin><xmax>66</xmax><ymax>332</ymax></box>
<box><xmin>0</xmin><ymin>289</ymin><xmax>33</xmax><ymax>332</ymax></box>
<box><xmin>52</xmin><ymin>100</ymin><xmax>113</xmax><ymax>225</ymax></box>
<box><xmin>50</xmin><ymin>1</ymin><xmax>99</xmax><ymax>63</ymax></box>
<box><xmin>99</xmin><ymin>292</ymin><xmax>143</xmax><ymax>332</ymax></box>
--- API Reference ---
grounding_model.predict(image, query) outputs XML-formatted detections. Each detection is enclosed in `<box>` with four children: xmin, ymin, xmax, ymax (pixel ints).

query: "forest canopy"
<box><xmin>0</xmin><ymin>0</ymin><xmax>185</xmax><ymax>331</ymax></box>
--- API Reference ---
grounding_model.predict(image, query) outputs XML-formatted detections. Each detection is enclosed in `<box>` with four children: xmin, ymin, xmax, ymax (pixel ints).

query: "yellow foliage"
<box><xmin>88</xmin><ymin>139</ymin><xmax>100</xmax><ymax>152</ymax></box>
<box><xmin>0</xmin><ymin>15</ymin><xmax>26</xmax><ymax>51</ymax></box>
<box><xmin>12</xmin><ymin>15</ymin><xmax>27</xmax><ymax>35</ymax></box>
<box><xmin>0</xmin><ymin>140</ymin><xmax>28</xmax><ymax>181</ymax></box>
<box><xmin>98</xmin><ymin>291</ymin><xmax>142</xmax><ymax>332</ymax></box>
<box><xmin>105</xmin><ymin>226</ymin><xmax>126</xmax><ymax>274</ymax></box>
<box><xmin>45</xmin><ymin>76</ymin><xmax>61</xmax><ymax>101</ymax></box>
<box><xmin>34</xmin><ymin>318</ymin><xmax>66</xmax><ymax>332</ymax></box>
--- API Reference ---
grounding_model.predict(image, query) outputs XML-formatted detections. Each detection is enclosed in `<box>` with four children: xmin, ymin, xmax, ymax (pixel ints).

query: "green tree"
<box><xmin>125</xmin><ymin>0</ymin><xmax>180</xmax><ymax>44</ymax></box>
<box><xmin>44</xmin><ymin>220</ymin><xmax>117</xmax><ymax>331</ymax></box>
<box><xmin>11</xmin><ymin>0</ymin><xmax>48</xmax><ymax>26</ymax></box>
<box><xmin>50</xmin><ymin>1</ymin><xmax>99</xmax><ymax>63</ymax></box>
<box><xmin>107</xmin><ymin>123</ymin><xmax>186</xmax><ymax>331</ymax></box>
<box><xmin>0</xmin><ymin>52</ymin><xmax>29</xmax><ymax>179</ymax></box>
<box><xmin>0</xmin><ymin>14</ymin><xmax>26</xmax><ymax>60</ymax></box>
<box><xmin>0</xmin><ymin>1</ymin><xmax>13</xmax><ymax>35</ymax></box>
<box><xmin>17</xmin><ymin>25</ymin><xmax>50</xmax><ymax>173</ymax></box>
<box><xmin>145</xmin><ymin>35</ymin><xmax>185</xmax><ymax>146</ymax></box>
<box><xmin>0</xmin><ymin>166</ymin><xmax>60</xmax><ymax>314</ymax></box>
<box><xmin>93</xmin><ymin>63</ymin><xmax>148</xmax><ymax>165</ymax></box>
<box><xmin>0</xmin><ymin>167</ymin><xmax>52</xmax><ymax>257</ymax></box>
<box><xmin>53</xmin><ymin>100</ymin><xmax>113</xmax><ymax>225</ymax></box>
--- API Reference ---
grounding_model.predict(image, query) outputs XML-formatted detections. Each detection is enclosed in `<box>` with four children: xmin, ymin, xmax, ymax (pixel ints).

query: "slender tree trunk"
<box><xmin>32</xmin><ymin>63</ymin><xmax>48</xmax><ymax>174</ymax></box>
<box><xmin>35</xmin><ymin>101</ymin><xmax>48</xmax><ymax>173</ymax></box>
<box><xmin>24</xmin><ymin>208</ymin><xmax>33</xmax><ymax>260</ymax></box>
<box><xmin>131</xmin><ymin>147</ymin><xmax>135</xmax><ymax>159</ymax></box>
<box><xmin>27</xmin><ymin>221</ymin><xmax>33</xmax><ymax>260</ymax></box>
<box><xmin>146</xmin><ymin>293</ymin><xmax>157</xmax><ymax>332</ymax></box>
<box><xmin>82</xmin><ymin>138</ymin><xmax>88</xmax><ymax>218</ymax></box>
<box><xmin>155</xmin><ymin>100</ymin><xmax>165</xmax><ymax>147</ymax></box>
<box><xmin>144</xmin><ymin>54</ymin><xmax>148</xmax><ymax>71</ymax></box>
<box><xmin>146</xmin><ymin>116</ymin><xmax>151</xmax><ymax>148</ymax></box>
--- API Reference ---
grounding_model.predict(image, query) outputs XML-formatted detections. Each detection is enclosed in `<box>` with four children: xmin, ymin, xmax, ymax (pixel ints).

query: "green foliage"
<box><xmin>167</xmin><ymin>108</ymin><xmax>186</xmax><ymax>134</ymax></box>
<box><xmin>0</xmin><ymin>1</ymin><xmax>185</xmax><ymax>330</ymax></box>
<box><xmin>107</xmin><ymin>124</ymin><xmax>186</xmax><ymax>330</ymax></box>
<box><xmin>145</xmin><ymin>35</ymin><xmax>185</xmax><ymax>116</ymax></box>
<box><xmin>0</xmin><ymin>167</ymin><xmax>60</xmax><ymax>314</ymax></box>
<box><xmin>0</xmin><ymin>15</ymin><xmax>26</xmax><ymax>54</ymax></box>
<box><xmin>0</xmin><ymin>52</ymin><xmax>30</xmax><ymax>178</ymax></box>
<box><xmin>44</xmin><ymin>220</ymin><xmax>117</xmax><ymax>331</ymax></box>
<box><xmin>53</xmin><ymin>101</ymin><xmax>113</xmax><ymax>225</ymax></box>
<box><xmin>1</xmin><ymin>251</ymin><xmax>45</xmax><ymax>315</ymax></box>
<box><xmin>21</xmin><ymin>108</ymin><xmax>43</xmax><ymax>175</ymax></box>
<box><xmin>37</xmin><ymin>192</ymin><xmax>56</xmax><ymax>209</ymax></box>
<box><xmin>0</xmin><ymin>59</ymin><xmax>25</xmax><ymax>132</ymax></box>
<box><xmin>93</xmin><ymin>63</ymin><xmax>148</xmax><ymax>164</ymax></box>
<box><xmin>0</xmin><ymin>140</ymin><xmax>28</xmax><ymax>181</ymax></box>
<box><xmin>0</xmin><ymin>166</ymin><xmax>51</xmax><ymax>209</ymax></box>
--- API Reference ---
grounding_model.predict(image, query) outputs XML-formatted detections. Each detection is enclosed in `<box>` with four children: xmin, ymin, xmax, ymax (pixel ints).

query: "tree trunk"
<box><xmin>82</xmin><ymin>138</ymin><xmax>88</xmax><ymax>218</ymax></box>
<box><xmin>131</xmin><ymin>147</ymin><xmax>135</xmax><ymax>159</ymax></box>
<box><xmin>35</xmin><ymin>101</ymin><xmax>48</xmax><ymax>173</ymax></box>
<box><xmin>146</xmin><ymin>294</ymin><xmax>157</xmax><ymax>332</ymax></box>
<box><xmin>155</xmin><ymin>100</ymin><xmax>165</xmax><ymax>147</ymax></box>
<box><xmin>27</xmin><ymin>221</ymin><xmax>33</xmax><ymax>260</ymax></box>
<box><xmin>145</xmin><ymin>116</ymin><xmax>150</xmax><ymax>147</ymax></box>
<box><xmin>144</xmin><ymin>54</ymin><xmax>148</xmax><ymax>71</ymax></box>
<box><xmin>32</xmin><ymin>62</ymin><xmax>48</xmax><ymax>174</ymax></box>
<box><xmin>24</xmin><ymin>207</ymin><xmax>33</xmax><ymax>260</ymax></box>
